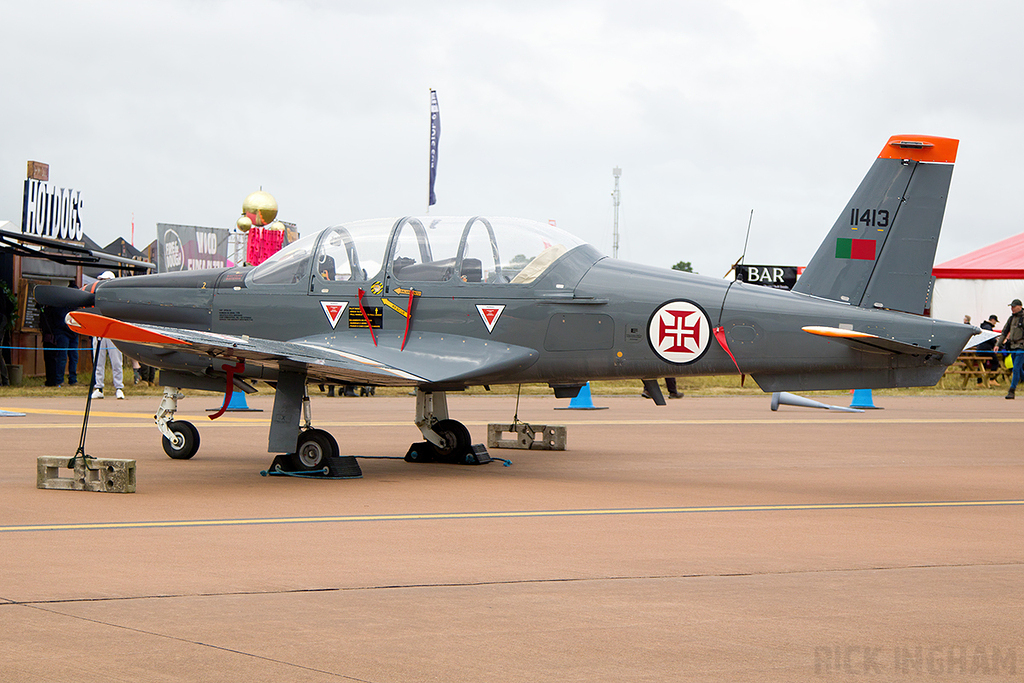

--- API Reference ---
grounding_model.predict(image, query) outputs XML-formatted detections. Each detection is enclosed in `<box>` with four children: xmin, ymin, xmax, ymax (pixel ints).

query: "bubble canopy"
<box><xmin>247</xmin><ymin>216</ymin><xmax>595</xmax><ymax>287</ymax></box>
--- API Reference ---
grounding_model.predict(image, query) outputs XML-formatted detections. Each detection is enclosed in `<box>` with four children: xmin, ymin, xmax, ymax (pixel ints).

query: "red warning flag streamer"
<box><xmin>713</xmin><ymin>326</ymin><xmax>745</xmax><ymax>387</ymax></box>
<box><xmin>402</xmin><ymin>289</ymin><xmax>415</xmax><ymax>350</ymax></box>
<box><xmin>209</xmin><ymin>359</ymin><xmax>245</xmax><ymax>420</ymax></box>
<box><xmin>397</xmin><ymin>287</ymin><xmax>421</xmax><ymax>351</ymax></box>
<box><xmin>357</xmin><ymin>288</ymin><xmax>377</xmax><ymax>346</ymax></box>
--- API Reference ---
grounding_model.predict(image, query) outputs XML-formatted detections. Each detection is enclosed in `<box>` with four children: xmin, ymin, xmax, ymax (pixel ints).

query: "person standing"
<box><xmin>641</xmin><ymin>378</ymin><xmax>684</xmax><ymax>400</ymax></box>
<box><xmin>0</xmin><ymin>284</ymin><xmax>12</xmax><ymax>386</ymax></box>
<box><xmin>980</xmin><ymin>314</ymin><xmax>999</xmax><ymax>336</ymax></box>
<box><xmin>90</xmin><ymin>271</ymin><xmax>125</xmax><ymax>399</ymax></box>
<box><xmin>50</xmin><ymin>299</ymin><xmax>78</xmax><ymax>387</ymax></box>
<box><xmin>978</xmin><ymin>314</ymin><xmax>1000</xmax><ymax>385</ymax></box>
<box><xmin>994</xmin><ymin>299</ymin><xmax>1024</xmax><ymax>399</ymax></box>
<box><xmin>39</xmin><ymin>302</ymin><xmax>60</xmax><ymax>386</ymax></box>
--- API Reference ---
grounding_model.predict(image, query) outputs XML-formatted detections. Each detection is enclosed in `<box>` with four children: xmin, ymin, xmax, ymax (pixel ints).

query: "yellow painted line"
<box><xmin>3</xmin><ymin>500</ymin><xmax>1022</xmax><ymax>533</ymax></box>
<box><xmin>1</xmin><ymin>406</ymin><xmax>156</xmax><ymax>418</ymax></box>
<box><xmin>4</xmin><ymin>408</ymin><xmax>1024</xmax><ymax>430</ymax></box>
<box><xmin>0</xmin><ymin>423</ymin><xmax>147</xmax><ymax>429</ymax></box>
<box><xmin>552</xmin><ymin>418</ymin><xmax>1024</xmax><ymax>425</ymax></box>
<box><xmin>0</xmin><ymin>406</ymin><xmax>268</xmax><ymax>422</ymax></box>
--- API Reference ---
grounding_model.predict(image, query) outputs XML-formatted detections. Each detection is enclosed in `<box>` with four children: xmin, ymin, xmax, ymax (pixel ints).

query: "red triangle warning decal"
<box><xmin>321</xmin><ymin>301</ymin><xmax>348</xmax><ymax>329</ymax></box>
<box><xmin>476</xmin><ymin>304</ymin><xmax>506</xmax><ymax>334</ymax></box>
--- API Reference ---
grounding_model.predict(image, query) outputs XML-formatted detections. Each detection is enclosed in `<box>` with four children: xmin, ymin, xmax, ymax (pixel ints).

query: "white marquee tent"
<box><xmin>931</xmin><ymin>232</ymin><xmax>1024</xmax><ymax>326</ymax></box>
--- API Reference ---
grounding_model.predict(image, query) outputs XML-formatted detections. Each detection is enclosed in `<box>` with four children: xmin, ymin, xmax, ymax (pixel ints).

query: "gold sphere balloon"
<box><xmin>236</xmin><ymin>215</ymin><xmax>252</xmax><ymax>232</ymax></box>
<box><xmin>267</xmin><ymin>220</ymin><xmax>285</xmax><ymax>231</ymax></box>
<box><xmin>242</xmin><ymin>190</ymin><xmax>278</xmax><ymax>227</ymax></box>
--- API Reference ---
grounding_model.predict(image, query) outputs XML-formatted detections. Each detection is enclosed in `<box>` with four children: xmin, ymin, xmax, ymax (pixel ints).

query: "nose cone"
<box><xmin>32</xmin><ymin>285</ymin><xmax>96</xmax><ymax>309</ymax></box>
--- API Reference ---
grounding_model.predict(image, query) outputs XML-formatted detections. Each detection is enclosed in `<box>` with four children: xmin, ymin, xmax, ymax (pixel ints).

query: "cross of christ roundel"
<box><xmin>647</xmin><ymin>299</ymin><xmax>712</xmax><ymax>364</ymax></box>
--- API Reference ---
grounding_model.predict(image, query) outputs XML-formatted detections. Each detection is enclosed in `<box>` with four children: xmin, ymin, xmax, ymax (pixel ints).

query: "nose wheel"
<box><xmin>156</xmin><ymin>388</ymin><xmax>202</xmax><ymax>460</ymax></box>
<box><xmin>162</xmin><ymin>420</ymin><xmax>201</xmax><ymax>460</ymax></box>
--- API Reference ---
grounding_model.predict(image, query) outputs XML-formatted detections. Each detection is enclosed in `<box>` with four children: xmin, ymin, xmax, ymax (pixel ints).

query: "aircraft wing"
<box><xmin>801</xmin><ymin>326</ymin><xmax>939</xmax><ymax>356</ymax></box>
<box><xmin>67</xmin><ymin>311</ymin><xmax>539</xmax><ymax>387</ymax></box>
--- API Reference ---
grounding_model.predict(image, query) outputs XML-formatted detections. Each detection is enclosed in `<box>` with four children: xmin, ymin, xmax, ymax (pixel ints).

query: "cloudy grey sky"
<box><xmin>2</xmin><ymin>0</ymin><xmax>1020</xmax><ymax>275</ymax></box>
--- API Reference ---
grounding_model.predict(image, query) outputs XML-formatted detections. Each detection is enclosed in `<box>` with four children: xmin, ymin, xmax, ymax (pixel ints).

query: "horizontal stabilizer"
<box><xmin>965</xmin><ymin>330</ymin><xmax>999</xmax><ymax>349</ymax></box>
<box><xmin>802</xmin><ymin>326</ymin><xmax>936</xmax><ymax>356</ymax></box>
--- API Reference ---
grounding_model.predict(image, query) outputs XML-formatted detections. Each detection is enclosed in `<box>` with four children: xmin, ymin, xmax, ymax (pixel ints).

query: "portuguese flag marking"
<box><xmin>836</xmin><ymin>238</ymin><xmax>876</xmax><ymax>260</ymax></box>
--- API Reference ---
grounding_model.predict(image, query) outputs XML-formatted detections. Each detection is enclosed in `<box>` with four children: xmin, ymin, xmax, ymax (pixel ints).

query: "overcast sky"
<box><xmin>2</xmin><ymin>0</ymin><xmax>1021</xmax><ymax>275</ymax></box>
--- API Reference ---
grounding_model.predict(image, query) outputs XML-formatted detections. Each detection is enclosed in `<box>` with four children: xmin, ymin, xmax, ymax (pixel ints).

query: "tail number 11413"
<box><xmin>851</xmin><ymin>208</ymin><xmax>889</xmax><ymax>228</ymax></box>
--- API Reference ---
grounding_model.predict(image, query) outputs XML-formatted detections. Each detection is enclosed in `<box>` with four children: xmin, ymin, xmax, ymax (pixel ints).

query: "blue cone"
<box><xmin>226</xmin><ymin>391</ymin><xmax>250</xmax><ymax>410</ymax></box>
<box><xmin>208</xmin><ymin>390</ymin><xmax>262</xmax><ymax>413</ymax></box>
<box><xmin>556</xmin><ymin>382</ymin><xmax>608</xmax><ymax>410</ymax></box>
<box><xmin>850</xmin><ymin>388</ymin><xmax>881</xmax><ymax>409</ymax></box>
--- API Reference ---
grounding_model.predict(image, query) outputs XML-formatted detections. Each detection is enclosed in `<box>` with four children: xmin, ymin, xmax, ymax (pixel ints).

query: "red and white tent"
<box><xmin>931</xmin><ymin>232</ymin><xmax>1024</xmax><ymax>324</ymax></box>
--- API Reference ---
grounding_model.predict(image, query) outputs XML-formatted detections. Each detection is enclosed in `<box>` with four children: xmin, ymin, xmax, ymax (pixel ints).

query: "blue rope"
<box><xmin>1</xmin><ymin>344</ymin><xmax>92</xmax><ymax>352</ymax></box>
<box><xmin>260</xmin><ymin>465</ymin><xmax>335</xmax><ymax>479</ymax></box>
<box><xmin>259</xmin><ymin>456</ymin><xmax>512</xmax><ymax>476</ymax></box>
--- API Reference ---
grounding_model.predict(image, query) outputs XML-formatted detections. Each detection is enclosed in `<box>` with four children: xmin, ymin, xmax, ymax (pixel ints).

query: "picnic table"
<box><xmin>941</xmin><ymin>351</ymin><xmax>1009</xmax><ymax>389</ymax></box>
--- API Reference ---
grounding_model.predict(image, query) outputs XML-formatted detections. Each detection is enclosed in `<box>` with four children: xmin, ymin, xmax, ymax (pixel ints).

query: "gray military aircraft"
<box><xmin>37</xmin><ymin>134</ymin><xmax>975</xmax><ymax>473</ymax></box>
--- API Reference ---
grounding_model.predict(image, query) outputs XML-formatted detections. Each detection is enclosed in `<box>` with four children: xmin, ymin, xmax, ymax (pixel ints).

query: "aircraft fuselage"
<box><xmin>96</xmin><ymin>245</ymin><xmax>970</xmax><ymax>394</ymax></box>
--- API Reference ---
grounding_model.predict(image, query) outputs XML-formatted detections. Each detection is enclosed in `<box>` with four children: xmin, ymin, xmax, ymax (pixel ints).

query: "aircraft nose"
<box><xmin>33</xmin><ymin>285</ymin><xmax>96</xmax><ymax>309</ymax></box>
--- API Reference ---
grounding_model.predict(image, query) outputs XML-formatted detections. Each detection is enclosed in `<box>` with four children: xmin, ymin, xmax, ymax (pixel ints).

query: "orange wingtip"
<box><xmin>878</xmin><ymin>135</ymin><xmax>958</xmax><ymax>163</ymax></box>
<box><xmin>67</xmin><ymin>311</ymin><xmax>188</xmax><ymax>345</ymax></box>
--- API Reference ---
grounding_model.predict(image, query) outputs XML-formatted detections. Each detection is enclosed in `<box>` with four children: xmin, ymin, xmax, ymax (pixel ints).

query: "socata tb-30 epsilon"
<box><xmin>37</xmin><ymin>134</ymin><xmax>975</xmax><ymax>473</ymax></box>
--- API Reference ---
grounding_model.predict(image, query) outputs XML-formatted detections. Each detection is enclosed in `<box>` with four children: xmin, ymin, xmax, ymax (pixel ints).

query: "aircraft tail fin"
<box><xmin>791</xmin><ymin>135</ymin><xmax>959</xmax><ymax>314</ymax></box>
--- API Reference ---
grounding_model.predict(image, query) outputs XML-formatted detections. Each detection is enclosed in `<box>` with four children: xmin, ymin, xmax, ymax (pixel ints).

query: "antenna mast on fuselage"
<box><xmin>612</xmin><ymin>166</ymin><xmax>621</xmax><ymax>259</ymax></box>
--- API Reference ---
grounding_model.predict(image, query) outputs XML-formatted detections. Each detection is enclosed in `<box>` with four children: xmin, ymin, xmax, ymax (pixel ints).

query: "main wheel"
<box><xmin>162</xmin><ymin>420</ymin><xmax>200</xmax><ymax>460</ymax></box>
<box><xmin>290</xmin><ymin>429</ymin><xmax>338</xmax><ymax>471</ymax></box>
<box><xmin>429</xmin><ymin>419</ymin><xmax>471</xmax><ymax>462</ymax></box>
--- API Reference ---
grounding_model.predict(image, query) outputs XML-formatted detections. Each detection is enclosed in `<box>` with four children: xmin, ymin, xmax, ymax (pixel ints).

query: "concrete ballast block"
<box><xmin>37</xmin><ymin>456</ymin><xmax>137</xmax><ymax>493</ymax></box>
<box><xmin>487</xmin><ymin>423</ymin><xmax>567</xmax><ymax>450</ymax></box>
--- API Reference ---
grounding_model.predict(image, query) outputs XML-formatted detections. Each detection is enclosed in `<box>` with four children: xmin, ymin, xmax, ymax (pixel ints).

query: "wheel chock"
<box><xmin>464</xmin><ymin>444</ymin><xmax>492</xmax><ymax>465</ymax></box>
<box><xmin>487</xmin><ymin>423</ymin><xmax>567</xmax><ymax>450</ymax></box>
<box><xmin>404</xmin><ymin>442</ymin><xmax>493</xmax><ymax>465</ymax></box>
<box><xmin>264</xmin><ymin>454</ymin><xmax>362</xmax><ymax>479</ymax></box>
<box><xmin>37</xmin><ymin>456</ymin><xmax>136</xmax><ymax>493</ymax></box>
<box><xmin>404</xmin><ymin>441</ymin><xmax>434</xmax><ymax>462</ymax></box>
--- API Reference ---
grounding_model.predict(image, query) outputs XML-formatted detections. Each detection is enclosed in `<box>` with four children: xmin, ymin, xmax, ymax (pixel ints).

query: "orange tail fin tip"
<box><xmin>879</xmin><ymin>135</ymin><xmax>958</xmax><ymax>163</ymax></box>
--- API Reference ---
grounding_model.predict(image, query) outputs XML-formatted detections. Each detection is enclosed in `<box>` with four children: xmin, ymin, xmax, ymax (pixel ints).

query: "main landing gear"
<box><xmin>293</xmin><ymin>428</ymin><xmax>338</xmax><ymax>470</ymax></box>
<box><xmin>405</xmin><ymin>389</ymin><xmax>491</xmax><ymax>465</ymax></box>
<box><xmin>267</xmin><ymin>387</ymin><xmax>362</xmax><ymax>478</ymax></box>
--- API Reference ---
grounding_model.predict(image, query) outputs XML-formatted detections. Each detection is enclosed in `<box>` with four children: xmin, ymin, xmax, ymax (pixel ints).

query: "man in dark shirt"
<box><xmin>977</xmin><ymin>314</ymin><xmax>1000</xmax><ymax>385</ymax></box>
<box><xmin>995</xmin><ymin>300</ymin><xmax>1024</xmax><ymax>399</ymax></box>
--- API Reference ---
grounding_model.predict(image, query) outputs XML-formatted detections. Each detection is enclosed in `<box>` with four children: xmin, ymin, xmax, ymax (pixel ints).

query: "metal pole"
<box><xmin>612</xmin><ymin>167</ymin><xmax>621</xmax><ymax>259</ymax></box>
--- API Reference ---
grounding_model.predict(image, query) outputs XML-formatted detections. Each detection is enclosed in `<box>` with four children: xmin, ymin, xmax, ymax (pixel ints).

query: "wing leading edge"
<box><xmin>67</xmin><ymin>311</ymin><xmax>539</xmax><ymax>387</ymax></box>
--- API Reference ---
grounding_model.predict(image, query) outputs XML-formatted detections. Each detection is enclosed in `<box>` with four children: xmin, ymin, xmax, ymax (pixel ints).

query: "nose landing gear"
<box><xmin>156</xmin><ymin>387</ymin><xmax>201</xmax><ymax>460</ymax></box>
